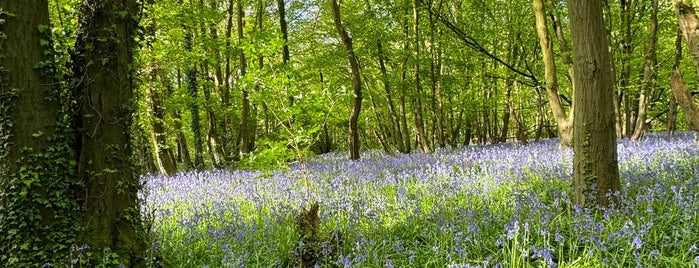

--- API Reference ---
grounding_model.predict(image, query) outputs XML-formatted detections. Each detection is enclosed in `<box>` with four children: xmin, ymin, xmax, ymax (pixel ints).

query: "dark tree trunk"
<box><xmin>568</xmin><ymin>0</ymin><xmax>620</xmax><ymax>208</ymax></box>
<box><xmin>0</xmin><ymin>0</ymin><xmax>80</xmax><ymax>265</ymax></box>
<box><xmin>221</xmin><ymin>0</ymin><xmax>235</xmax><ymax>161</ymax></box>
<box><xmin>330</xmin><ymin>0</ymin><xmax>363</xmax><ymax>160</ymax></box>
<box><xmin>72</xmin><ymin>0</ymin><xmax>147</xmax><ymax>264</ymax></box>
<box><xmin>400</xmin><ymin>7</ymin><xmax>412</xmax><ymax>154</ymax></box>
<box><xmin>236</xmin><ymin>0</ymin><xmax>253</xmax><ymax>157</ymax></box>
<box><xmin>183</xmin><ymin>14</ymin><xmax>204</xmax><ymax>168</ymax></box>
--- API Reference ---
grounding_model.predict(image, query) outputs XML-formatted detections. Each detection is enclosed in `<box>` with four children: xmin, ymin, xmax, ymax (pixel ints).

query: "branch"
<box><xmin>418</xmin><ymin>0</ymin><xmax>539</xmax><ymax>83</ymax></box>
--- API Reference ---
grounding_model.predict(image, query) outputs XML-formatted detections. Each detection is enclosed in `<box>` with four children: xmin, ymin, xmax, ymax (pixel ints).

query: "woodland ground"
<box><xmin>137</xmin><ymin>132</ymin><xmax>699</xmax><ymax>267</ymax></box>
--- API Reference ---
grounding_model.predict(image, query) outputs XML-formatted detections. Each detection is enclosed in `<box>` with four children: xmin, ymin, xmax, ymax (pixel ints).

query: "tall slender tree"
<box><xmin>330</xmin><ymin>0</ymin><xmax>363</xmax><ymax>160</ymax></box>
<box><xmin>568</xmin><ymin>0</ymin><xmax>620</xmax><ymax>208</ymax></box>
<box><xmin>412</xmin><ymin>0</ymin><xmax>432</xmax><ymax>153</ymax></box>
<box><xmin>533</xmin><ymin>0</ymin><xmax>573</xmax><ymax>146</ymax></box>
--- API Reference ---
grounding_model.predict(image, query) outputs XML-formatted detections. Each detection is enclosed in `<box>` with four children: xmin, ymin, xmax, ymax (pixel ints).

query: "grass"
<box><xmin>140</xmin><ymin>132</ymin><xmax>699</xmax><ymax>267</ymax></box>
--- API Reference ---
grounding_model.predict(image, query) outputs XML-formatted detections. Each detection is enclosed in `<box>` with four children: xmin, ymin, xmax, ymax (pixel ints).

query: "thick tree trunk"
<box><xmin>533</xmin><ymin>0</ymin><xmax>572</xmax><ymax>147</ymax></box>
<box><xmin>330</xmin><ymin>0</ymin><xmax>363</xmax><ymax>160</ymax></box>
<box><xmin>568</xmin><ymin>0</ymin><xmax>620</xmax><ymax>208</ymax></box>
<box><xmin>0</xmin><ymin>1</ymin><xmax>80</xmax><ymax>265</ymax></box>
<box><xmin>72</xmin><ymin>0</ymin><xmax>147</xmax><ymax>264</ymax></box>
<box><xmin>631</xmin><ymin>0</ymin><xmax>658</xmax><ymax>140</ymax></box>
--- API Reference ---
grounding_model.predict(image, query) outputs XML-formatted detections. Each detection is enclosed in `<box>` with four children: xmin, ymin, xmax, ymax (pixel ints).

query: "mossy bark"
<box><xmin>72</xmin><ymin>0</ymin><xmax>147</xmax><ymax>265</ymax></box>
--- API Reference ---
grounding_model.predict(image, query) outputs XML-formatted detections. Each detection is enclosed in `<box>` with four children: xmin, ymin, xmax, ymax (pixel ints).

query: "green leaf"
<box><xmin>32</xmin><ymin>131</ymin><xmax>44</xmax><ymax>138</ymax></box>
<box><xmin>37</xmin><ymin>24</ymin><xmax>49</xmax><ymax>33</ymax></box>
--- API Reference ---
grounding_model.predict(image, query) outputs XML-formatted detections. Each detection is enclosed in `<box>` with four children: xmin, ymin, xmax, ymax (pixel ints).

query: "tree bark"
<box><xmin>631</xmin><ymin>0</ymin><xmax>658</xmax><ymax>140</ymax></box>
<box><xmin>72</xmin><ymin>0</ymin><xmax>147</xmax><ymax>264</ymax></box>
<box><xmin>674</xmin><ymin>0</ymin><xmax>699</xmax><ymax>80</ymax></box>
<box><xmin>533</xmin><ymin>0</ymin><xmax>572</xmax><ymax>147</ymax></box>
<box><xmin>568</xmin><ymin>0</ymin><xmax>620</xmax><ymax>208</ymax></box>
<box><xmin>400</xmin><ymin>7</ymin><xmax>412</xmax><ymax>154</ymax></box>
<box><xmin>236</xmin><ymin>0</ymin><xmax>249</xmax><ymax>157</ymax></box>
<box><xmin>669</xmin><ymin>27</ymin><xmax>699</xmax><ymax>132</ymax></box>
<box><xmin>148</xmin><ymin>75</ymin><xmax>178</xmax><ymax>175</ymax></box>
<box><xmin>183</xmin><ymin>15</ymin><xmax>205</xmax><ymax>168</ymax></box>
<box><xmin>330</xmin><ymin>0</ymin><xmax>363</xmax><ymax>160</ymax></box>
<box><xmin>0</xmin><ymin>0</ymin><xmax>80</xmax><ymax>264</ymax></box>
<box><xmin>377</xmin><ymin>40</ymin><xmax>405</xmax><ymax>153</ymax></box>
<box><xmin>412</xmin><ymin>0</ymin><xmax>432</xmax><ymax>153</ymax></box>
<box><xmin>619</xmin><ymin>0</ymin><xmax>636</xmax><ymax>137</ymax></box>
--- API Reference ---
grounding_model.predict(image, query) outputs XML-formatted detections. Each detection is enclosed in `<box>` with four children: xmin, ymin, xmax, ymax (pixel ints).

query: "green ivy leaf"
<box><xmin>37</xmin><ymin>24</ymin><xmax>49</xmax><ymax>33</ymax></box>
<box><xmin>32</xmin><ymin>131</ymin><xmax>44</xmax><ymax>138</ymax></box>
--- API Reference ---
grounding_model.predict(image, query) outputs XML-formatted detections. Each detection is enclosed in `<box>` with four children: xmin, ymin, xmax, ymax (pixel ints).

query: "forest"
<box><xmin>1</xmin><ymin>0</ymin><xmax>698</xmax><ymax>266</ymax></box>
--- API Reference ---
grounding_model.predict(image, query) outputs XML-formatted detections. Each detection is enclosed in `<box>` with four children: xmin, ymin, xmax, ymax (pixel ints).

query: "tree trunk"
<box><xmin>412</xmin><ymin>0</ymin><xmax>431</xmax><ymax>153</ymax></box>
<box><xmin>377</xmin><ymin>40</ymin><xmax>406</xmax><ymax>153</ymax></box>
<box><xmin>221</xmin><ymin>0</ymin><xmax>235</xmax><ymax>161</ymax></box>
<box><xmin>277</xmin><ymin>0</ymin><xmax>295</xmax><ymax>110</ymax></box>
<box><xmin>674</xmin><ymin>0</ymin><xmax>699</xmax><ymax>80</ymax></box>
<box><xmin>668</xmin><ymin>92</ymin><xmax>678</xmax><ymax>135</ymax></box>
<box><xmin>183</xmin><ymin>18</ymin><xmax>205</xmax><ymax>168</ymax></box>
<box><xmin>0</xmin><ymin>1</ymin><xmax>80</xmax><ymax>265</ymax></box>
<box><xmin>148</xmin><ymin>76</ymin><xmax>178</xmax><ymax>175</ymax></box>
<box><xmin>330</xmin><ymin>0</ymin><xmax>363</xmax><ymax>160</ymax></box>
<box><xmin>631</xmin><ymin>0</ymin><xmax>658</xmax><ymax>140</ymax></box>
<box><xmin>619</xmin><ymin>0</ymin><xmax>636</xmax><ymax>138</ymax></box>
<box><xmin>669</xmin><ymin>27</ymin><xmax>699</xmax><ymax>132</ymax></box>
<box><xmin>237</xmin><ymin>0</ymin><xmax>251</xmax><ymax>157</ymax></box>
<box><xmin>533</xmin><ymin>0</ymin><xmax>572</xmax><ymax>147</ymax></box>
<box><xmin>568</xmin><ymin>0</ymin><xmax>620</xmax><ymax>208</ymax></box>
<box><xmin>671</xmin><ymin>0</ymin><xmax>699</xmax><ymax>132</ymax></box>
<box><xmin>72</xmin><ymin>0</ymin><xmax>147</xmax><ymax>264</ymax></box>
<box><xmin>400</xmin><ymin>7</ymin><xmax>412</xmax><ymax>154</ymax></box>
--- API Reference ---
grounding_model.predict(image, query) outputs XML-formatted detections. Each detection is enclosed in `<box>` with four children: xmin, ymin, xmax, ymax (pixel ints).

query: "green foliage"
<box><xmin>0</xmin><ymin>115</ymin><xmax>81</xmax><ymax>266</ymax></box>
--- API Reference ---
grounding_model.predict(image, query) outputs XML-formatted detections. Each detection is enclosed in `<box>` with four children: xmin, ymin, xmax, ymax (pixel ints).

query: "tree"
<box><xmin>670</xmin><ymin>0</ymin><xmax>699</xmax><ymax>131</ymax></box>
<box><xmin>568</xmin><ymin>0</ymin><xmax>621</xmax><ymax>208</ymax></box>
<box><xmin>330</xmin><ymin>0</ymin><xmax>363</xmax><ymax>160</ymax></box>
<box><xmin>72</xmin><ymin>0</ymin><xmax>147</xmax><ymax>264</ymax></box>
<box><xmin>0</xmin><ymin>1</ymin><xmax>80</xmax><ymax>265</ymax></box>
<box><xmin>630</xmin><ymin>0</ymin><xmax>659</xmax><ymax>140</ymax></box>
<box><xmin>532</xmin><ymin>0</ymin><xmax>573</xmax><ymax>146</ymax></box>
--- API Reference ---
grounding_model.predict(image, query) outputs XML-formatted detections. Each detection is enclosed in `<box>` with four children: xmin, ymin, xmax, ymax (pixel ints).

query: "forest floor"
<box><xmin>140</xmin><ymin>132</ymin><xmax>699</xmax><ymax>267</ymax></box>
